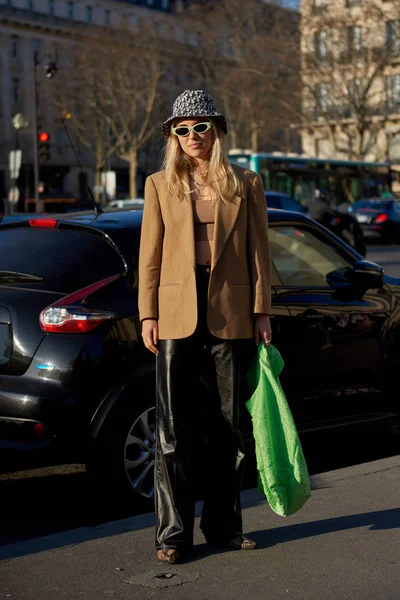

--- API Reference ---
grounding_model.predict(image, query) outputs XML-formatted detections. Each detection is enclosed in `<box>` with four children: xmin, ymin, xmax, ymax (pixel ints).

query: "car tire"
<box><xmin>86</xmin><ymin>378</ymin><xmax>156</xmax><ymax>508</ymax></box>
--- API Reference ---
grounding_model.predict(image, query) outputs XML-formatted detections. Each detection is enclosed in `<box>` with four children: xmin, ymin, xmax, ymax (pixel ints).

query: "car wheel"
<box><xmin>123</xmin><ymin>406</ymin><xmax>156</xmax><ymax>499</ymax></box>
<box><xmin>86</xmin><ymin>383</ymin><xmax>156</xmax><ymax>506</ymax></box>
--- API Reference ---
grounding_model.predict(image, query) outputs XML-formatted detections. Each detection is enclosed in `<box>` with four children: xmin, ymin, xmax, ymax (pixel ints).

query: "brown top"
<box><xmin>190</xmin><ymin>182</ymin><xmax>215</xmax><ymax>266</ymax></box>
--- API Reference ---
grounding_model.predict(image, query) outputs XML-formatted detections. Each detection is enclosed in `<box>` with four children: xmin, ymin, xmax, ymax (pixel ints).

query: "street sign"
<box><xmin>101</xmin><ymin>171</ymin><xmax>116</xmax><ymax>200</ymax></box>
<box><xmin>12</xmin><ymin>113</ymin><xmax>29</xmax><ymax>130</ymax></box>
<box><xmin>9</xmin><ymin>150</ymin><xmax>22</xmax><ymax>179</ymax></box>
<box><xmin>8</xmin><ymin>186</ymin><xmax>20</xmax><ymax>205</ymax></box>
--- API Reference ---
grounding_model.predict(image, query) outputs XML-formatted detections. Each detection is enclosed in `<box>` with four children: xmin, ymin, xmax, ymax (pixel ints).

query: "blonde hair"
<box><xmin>162</xmin><ymin>118</ymin><xmax>239</xmax><ymax>202</ymax></box>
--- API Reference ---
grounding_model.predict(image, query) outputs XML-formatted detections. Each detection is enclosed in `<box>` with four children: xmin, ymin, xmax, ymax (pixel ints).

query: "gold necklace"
<box><xmin>189</xmin><ymin>174</ymin><xmax>208</xmax><ymax>188</ymax></box>
<box><xmin>190</xmin><ymin>168</ymin><xmax>208</xmax><ymax>176</ymax></box>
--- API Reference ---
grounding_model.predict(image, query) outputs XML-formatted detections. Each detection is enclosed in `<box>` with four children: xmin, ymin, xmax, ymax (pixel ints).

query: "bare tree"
<box><xmin>55</xmin><ymin>27</ymin><xmax>171</xmax><ymax>199</ymax></box>
<box><xmin>185</xmin><ymin>0</ymin><xmax>301</xmax><ymax>152</ymax></box>
<box><xmin>299</xmin><ymin>0</ymin><xmax>400</xmax><ymax>162</ymax></box>
<box><xmin>55</xmin><ymin>59</ymin><xmax>118</xmax><ymax>203</ymax></box>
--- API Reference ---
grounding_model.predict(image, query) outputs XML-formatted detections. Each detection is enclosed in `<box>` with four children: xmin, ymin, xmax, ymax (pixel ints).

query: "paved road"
<box><xmin>0</xmin><ymin>244</ymin><xmax>399</xmax><ymax>547</ymax></box>
<box><xmin>366</xmin><ymin>244</ymin><xmax>400</xmax><ymax>277</ymax></box>
<box><xmin>1</xmin><ymin>457</ymin><xmax>399</xmax><ymax>600</ymax></box>
<box><xmin>1</xmin><ymin>413</ymin><xmax>398</xmax><ymax>547</ymax></box>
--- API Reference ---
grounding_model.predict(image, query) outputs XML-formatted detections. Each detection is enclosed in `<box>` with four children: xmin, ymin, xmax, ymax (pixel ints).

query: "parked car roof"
<box><xmin>1</xmin><ymin>206</ymin><xmax>312</xmax><ymax>229</ymax></box>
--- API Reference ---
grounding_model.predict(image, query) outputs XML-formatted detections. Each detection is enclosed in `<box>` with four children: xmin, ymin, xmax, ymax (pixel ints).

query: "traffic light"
<box><xmin>38</xmin><ymin>131</ymin><xmax>50</xmax><ymax>161</ymax></box>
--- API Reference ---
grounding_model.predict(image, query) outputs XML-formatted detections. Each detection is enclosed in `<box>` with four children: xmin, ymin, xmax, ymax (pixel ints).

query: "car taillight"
<box><xmin>29</xmin><ymin>219</ymin><xmax>58</xmax><ymax>228</ymax></box>
<box><xmin>375</xmin><ymin>213</ymin><xmax>388</xmax><ymax>223</ymax></box>
<box><xmin>39</xmin><ymin>274</ymin><xmax>119</xmax><ymax>333</ymax></box>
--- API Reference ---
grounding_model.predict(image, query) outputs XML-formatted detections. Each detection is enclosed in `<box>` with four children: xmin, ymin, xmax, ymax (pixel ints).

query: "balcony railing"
<box><xmin>312</xmin><ymin>3</ymin><xmax>329</xmax><ymax>15</ymax></box>
<box><xmin>372</xmin><ymin>46</ymin><xmax>400</xmax><ymax>63</ymax></box>
<box><xmin>303</xmin><ymin>52</ymin><xmax>333</xmax><ymax>69</ymax></box>
<box><xmin>304</xmin><ymin>104</ymin><xmax>394</xmax><ymax>122</ymax></box>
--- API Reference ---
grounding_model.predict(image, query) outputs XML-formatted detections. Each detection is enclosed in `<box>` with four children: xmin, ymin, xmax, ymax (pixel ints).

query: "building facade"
<box><xmin>0</xmin><ymin>0</ymin><xmax>300</xmax><ymax>209</ymax></box>
<box><xmin>300</xmin><ymin>0</ymin><xmax>400</xmax><ymax>167</ymax></box>
<box><xmin>0</xmin><ymin>0</ymin><xmax>187</xmax><ymax>207</ymax></box>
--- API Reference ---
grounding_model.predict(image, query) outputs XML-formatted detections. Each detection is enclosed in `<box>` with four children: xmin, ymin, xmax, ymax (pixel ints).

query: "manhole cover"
<box><xmin>124</xmin><ymin>567</ymin><xmax>201</xmax><ymax>589</ymax></box>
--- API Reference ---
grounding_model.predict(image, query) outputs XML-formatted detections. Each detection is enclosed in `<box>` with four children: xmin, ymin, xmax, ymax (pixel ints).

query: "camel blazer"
<box><xmin>138</xmin><ymin>164</ymin><xmax>272</xmax><ymax>340</ymax></box>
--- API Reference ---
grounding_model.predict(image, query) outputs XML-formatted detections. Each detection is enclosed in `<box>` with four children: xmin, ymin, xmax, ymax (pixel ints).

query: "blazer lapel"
<box><xmin>165</xmin><ymin>179</ymin><xmax>196</xmax><ymax>270</ymax></box>
<box><xmin>212</xmin><ymin>194</ymin><xmax>242</xmax><ymax>272</ymax></box>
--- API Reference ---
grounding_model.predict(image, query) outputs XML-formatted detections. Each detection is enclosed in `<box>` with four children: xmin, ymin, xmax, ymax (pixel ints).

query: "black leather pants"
<box><xmin>155</xmin><ymin>266</ymin><xmax>255</xmax><ymax>550</ymax></box>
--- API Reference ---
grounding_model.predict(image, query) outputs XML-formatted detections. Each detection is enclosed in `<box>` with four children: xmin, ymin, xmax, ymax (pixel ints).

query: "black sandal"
<box><xmin>228</xmin><ymin>534</ymin><xmax>257</xmax><ymax>550</ymax></box>
<box><xmin>156</xmin><ymin>548</ymin><xmax>182</xmax><ymax>564</ymax></box>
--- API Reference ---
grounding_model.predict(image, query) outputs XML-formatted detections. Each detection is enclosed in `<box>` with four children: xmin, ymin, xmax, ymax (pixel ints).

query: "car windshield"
<box><xmin>0</xmin><ymin>227</ymin><xmax>124</xmax><ymax>293</ymax></box>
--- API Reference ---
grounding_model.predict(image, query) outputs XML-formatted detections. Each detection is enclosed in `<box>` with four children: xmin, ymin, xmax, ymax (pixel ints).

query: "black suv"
<box><xmin>1</xmin><ymin>208</ymin><xmax>399</xmax><ymax>502</ymax></box>
<box><xmin>0</xmin><ymin>210</ymin><xmax>156</xmax><ymax>499</ymax></box>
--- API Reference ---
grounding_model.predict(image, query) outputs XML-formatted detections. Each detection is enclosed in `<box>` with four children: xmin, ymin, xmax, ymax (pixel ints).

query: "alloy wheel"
<box><xmin>123</xmin><ymin>407</ymin><xmax>156</xmax><ymax>498</ymax></box>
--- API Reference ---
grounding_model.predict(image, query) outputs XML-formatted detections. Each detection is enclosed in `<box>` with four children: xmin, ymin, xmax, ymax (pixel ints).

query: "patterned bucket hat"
<box><xmin>162</xmin><ymin>89</ymin><xmax>227</xmax><ymax>138</ymax></box>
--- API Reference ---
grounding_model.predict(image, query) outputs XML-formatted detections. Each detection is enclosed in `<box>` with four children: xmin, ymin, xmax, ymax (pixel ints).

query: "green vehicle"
<box><xmin>228</xmin><ymin>151</ymin><xmax>392</xmax><ymax>210</ymax></box>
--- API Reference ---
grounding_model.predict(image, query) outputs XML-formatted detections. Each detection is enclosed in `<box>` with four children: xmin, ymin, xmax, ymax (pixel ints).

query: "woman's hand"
<box><xmin>254</xmin><ymin>314</ymin><xmax>272</xmax><ymax>347</ymax></box>
<box><xmin>141</xmin><ymin>319</ymin><xmax>159</xmax><ymax>355</ymax></box>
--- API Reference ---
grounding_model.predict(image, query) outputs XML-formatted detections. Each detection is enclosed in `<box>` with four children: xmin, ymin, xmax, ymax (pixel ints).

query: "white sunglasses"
<box><xmin>171</xmin><ymin>122</ymin><xmax>213</xmax><ymax>137</ymax></box>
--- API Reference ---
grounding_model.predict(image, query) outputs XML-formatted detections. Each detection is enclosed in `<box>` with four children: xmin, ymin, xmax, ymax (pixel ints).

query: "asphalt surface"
<box><xmin>365</xmin><ymin>244</ymin><xmax>400</xmax><ymax>277</ymax></box>
<box><xmin>0</xmin><ymin>243</ymin><xmax>400</xmax><ymax>548</ymax></box>
<box><xmin>0</xmin><ymin>242</ymin><xmax>399</xmax><ymax>597</ymax></box>
<box><xmin>1</xmin><ymin>456</ymin><xmax>399</xmax><ymax>600</ymax></box>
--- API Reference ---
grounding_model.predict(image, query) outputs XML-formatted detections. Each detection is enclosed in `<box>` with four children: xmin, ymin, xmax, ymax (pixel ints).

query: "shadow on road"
<box><xmin>0</xmin><ymin>423</ymin><xmax>398</xmax><ymax>550</ymax></box>
<box><xmin>190</xmin><ymin>508</ymin><xmax>400</xmax><ymax>561</ymax></box>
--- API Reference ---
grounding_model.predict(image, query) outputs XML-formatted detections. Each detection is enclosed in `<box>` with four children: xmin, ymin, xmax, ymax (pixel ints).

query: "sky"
<box><xmin>264</xmin><ymin>0</ymin><xmax>300</xmax><ymax>9</ymax></box>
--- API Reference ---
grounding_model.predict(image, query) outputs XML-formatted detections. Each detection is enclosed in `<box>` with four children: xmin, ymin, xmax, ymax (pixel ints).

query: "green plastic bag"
<box><xmin>245</xmin><ymin>344</ymin><xmax>311</xmax><ymax>516</ymax></box>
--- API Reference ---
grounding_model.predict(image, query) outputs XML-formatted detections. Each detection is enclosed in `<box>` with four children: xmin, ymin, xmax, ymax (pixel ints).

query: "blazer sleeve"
<box><xmin>247</xmin><ymin>173</ymin><xmax>272</xmax><ymax>315</ymax></box>
<box><xmin>138</xmin><ymin>175</ymin><xmax>164</xmax><ymax>321</ymax></box>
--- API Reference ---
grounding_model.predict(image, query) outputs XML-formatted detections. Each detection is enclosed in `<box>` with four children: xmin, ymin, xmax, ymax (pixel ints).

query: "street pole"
<box><xmin>32</xmin><ymin>51</ymin><xmax>40</xmax><ymax>213</ymax></box>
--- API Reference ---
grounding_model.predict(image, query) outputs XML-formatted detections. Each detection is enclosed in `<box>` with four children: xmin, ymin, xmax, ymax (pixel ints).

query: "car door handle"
<box><xmin>298</xmin><ymin>310</ymin><xmax>325</xmax><ymax>322</ymax></box>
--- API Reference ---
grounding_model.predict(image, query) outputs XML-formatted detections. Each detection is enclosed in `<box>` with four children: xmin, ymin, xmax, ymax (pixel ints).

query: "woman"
<box><xmin>139</xmin><ymin>90</ymin><xmax>272</xmax><ymax>564</ymax></box>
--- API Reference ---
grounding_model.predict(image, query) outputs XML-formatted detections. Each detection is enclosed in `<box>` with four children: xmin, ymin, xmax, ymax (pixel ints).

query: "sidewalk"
<box><xmin>1</xmin><ymin>456</ymin><xmax>399</xmax><ymax>600</ymax></box>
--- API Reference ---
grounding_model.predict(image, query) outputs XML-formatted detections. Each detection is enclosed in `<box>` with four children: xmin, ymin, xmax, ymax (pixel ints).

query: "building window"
<box><xmin>386</xmin><ymin>21</ymin><xmax>400</xmax><ymax>55</ymax></box>
<box><xmin>104</xmin><ymin>9</ymin><xmax>111</xmax><ymax>25</ymax></box>
<box><xmin>315</xmin><ymin>83</ymin><xmax>330</xmax><ymax>117</ymax></box>
<box><xmin>10</xmin><ymin>35</ymin><xmax>19</xmax><ymax>59</ymax></box>
<box><xmin>314</xmin><ymin>30</ymin><xmax>328</xmax><ymax>60</ymax></box>
<box><xmin>86</xmin><ymin>5</ymin><xmax>92</xmax><ymax>23</ymax></box>
<box><xmin>11</xmin><ymin>78</ymin><xmax>20</xmax><ymax>104</ymax></box>
<box><xmin>386</xmin><ymin>75</ymin><xmax>400</xmax><ymax>113</ymax></box>
<box><xmin>147</xmin><ymin>0</ymin><xmax>155</xmax><ymax>6</ymax></box>
<box><xmin>48</xmin><ymin>0</ymin><xmax>54</xmax><ymax>15</ymax></box>
<box><xmin>161</xmin><ymin>0</ymin><xmax>170</xmax><ymax>8</ymax></box>
<box><xmin>32</xmin><ymin>38</ymin><xmax>41</xmax><ymax>60</ymax></box>
<box><xmin>26</xmin><ymin>0</ymin><xmax>33</xmax><ymax>9</ymax></box>
<box><xmin>347</xmin><ymin>78</ymin><xmax>364</xmax><ymax>117</ymax></box>
<box><xmin>67</xmin><ymin>1</ymin><xmax>74</xmax><ymax>19</ymax></box>
<box><xmin>348</xmin><ymin>26</ymin><xmax>363</xmax><ymax>53</ymax></box>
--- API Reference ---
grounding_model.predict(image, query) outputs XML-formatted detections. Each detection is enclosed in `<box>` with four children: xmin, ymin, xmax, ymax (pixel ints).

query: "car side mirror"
<box><xmin>326</xmin><ymin>260</ymin><xmax>383</xmax><ymax>290</ymax></box>
<box><xmin>352</xmin><ymin>260</ymin><xmax>383</xmax><ymax>289</ymax></box>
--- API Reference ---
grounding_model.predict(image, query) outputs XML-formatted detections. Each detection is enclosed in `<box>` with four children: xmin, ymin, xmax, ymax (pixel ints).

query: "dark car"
<box><xmin>266</xmin><ymin>191</ymin><xmax>366</xmax><ymax>256</ymax></box>
<box><xmin>0</xmin><ymin>208</ymin><xmax>399</xmax><ymax>503</ymax></box>
<box><xmin>265</xmin><ymin>191</ymin><xmax>308</xmax><ymax>214</ymax></box>
<box><xmin>350</xmin><ymin>197</ymin><xmax>400</xmax><ymax>244</ymax></box>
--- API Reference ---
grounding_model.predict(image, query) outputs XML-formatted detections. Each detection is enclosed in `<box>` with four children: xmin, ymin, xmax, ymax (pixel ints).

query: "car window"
<box><xmin>265</xmin><ymin>194</ymin><xmax>282</xmax><ymax>209</ymax></box>
<box><xmin>0</xmin><ymin>227</ymin><xmax>124</xmax><ymax>293</ymax></box>
<box><xmin>269</xmin><ymin>226</ymin><xmax>353</xmax><ymax>287</ymax></box>
<box><xmin>282</xmin><ymin>197</ymin><xmax>305</xmax><ymax>213</ymax></box>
